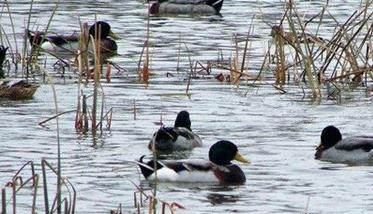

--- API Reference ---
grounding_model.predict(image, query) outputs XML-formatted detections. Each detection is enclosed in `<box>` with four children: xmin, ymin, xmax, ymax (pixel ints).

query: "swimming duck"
<box><xmin>0</xmin><ymin>46</ymin><xmax>38</xmax><ymax>100</ymax></box>
<box><xmin>148</xmin><ymin>110</ymin><xmax>203</xmax><ymax>152</ymax></box>
<box><xmin>0</xmin><ymin>79</ymin><xmax>39</xmax><ymax>100</ymax></box>
<box><xmin>148</xmin><ymin>0</ymin><xmax>224</xmax><ymax>16</ymax></box>
<box><xmin>138</xmin><ymin>140</ymin><xmax>250</xmax><ymax>184</ymax></box>
<box><xmin>315</xmin><ymin>125</ymin><xmax>373</xmax><ymax>163</ymax></box>
<box><xmin>27</xmin><ymin>21</ymin><xmax>119</xmax><ymax>55</ymax></box>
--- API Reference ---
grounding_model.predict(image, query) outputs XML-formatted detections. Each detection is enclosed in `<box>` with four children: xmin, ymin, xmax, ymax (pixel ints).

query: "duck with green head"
<box><xmin>315</xmin><ymin>125</ymin><xmax>373</xmax><ymax>163</ymax></box>
<box><xmin>27</xmin><ymin>21</ymin><xmax>119</xmax><ymax>55</ymax></box>
<box><xmin>138</xmin><ymin>140</ymin><xmax>250</xmax><ymax>184</ymax></box>
<box><xmin>148</xmin><ymin>110</ymin><xmax>203</xmax><ymax>152</ymax></box>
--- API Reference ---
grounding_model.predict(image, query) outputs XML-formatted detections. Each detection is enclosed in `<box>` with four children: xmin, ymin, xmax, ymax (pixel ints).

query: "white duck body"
<box><xmin>41</xmin><ymin>41</ymin><xmax>80</xmax><ymax>54</ymax></box>
<box><xmin>159</xmin><ymin>2</ymin><xmax>216</xmax><ymax>15</ymax></box>
<box><xmin>318</xmin><ymin>136</ymin><xmax>373</xmax><ymax>163</ymax></box>
<box><xmin>170</xmin><ymin>127</ymin><xmax>203</xmax><ymax>150</ymax></box>
<box><xmin>149</xmin><ymin>0</ymin><xmax>224</xmax><ymax>15</ymax></box>
<box><xmin>145</xmin><ymin>159</ymin><xmax>220</xmax><ymax>183</ymax></box>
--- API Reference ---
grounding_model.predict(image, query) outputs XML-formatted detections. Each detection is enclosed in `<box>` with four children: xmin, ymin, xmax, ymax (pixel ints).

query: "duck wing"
<box><xmin>148</xmin><ymin>126</ymin><xmax>179</xmax><ymax>151</ymax></box>
<box><xmin>1</xmin><ymin>80</ymin><xmax>30</xmax><ymax>88</ymax></box>
<box><xmin>335</xmin><ymin>137</ymin><xmax>373</xmax><ymax>152</ymax></box>
<box><xmin>173</xmin><ymin>127</ymin><xmax>203</xmax><ymax>148</ymax></box>
<box><xmin>166</xmin><ymin>0</ymin><xmax>207</xmax><ymax>4</ymax></box>
<box><xmin>163</xmin><ymin>159</ymin><xmax>212</xmax><ymax>172</ymax></box>
<box><xmin>148</xmin><ymin>127</ymin><xmax>202</xmax><ymax>151</ymax></box>
<box><xmin>164</xmin><ymin>160</ymin><xmax>245</xmax><ymax>184</ymax></box>
<box><xmin>46</xmin><ymin>34</ymin><xmax>79</xmax><ymax>46</ymax></box>
<box><xmin>27</xmin><ymin>30</ymin><xmax>80</xmax><ymax>46</ymax></box>
<box><xmin>173</xmin><ymin>127</ymin><xmax>195</xmax><ymax>139</ymax></box>
<box><xmin>166</xmin><ymin>0</ymin><xmax>223</xmax><ymax>7</ymax></box>
<box><xmin>138</xmin><ymin>157</ymin><xmax>217</xmax><ymax>181</ymax></box>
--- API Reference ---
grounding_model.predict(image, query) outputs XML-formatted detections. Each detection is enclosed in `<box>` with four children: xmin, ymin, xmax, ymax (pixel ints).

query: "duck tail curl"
<box><xmin>137</xmin><ymin>155</ymin><xmax>166</xmax><ymax>179</ymax></box>
<box><xmin>136</xmin><ymin>155</ymin><xmax>154</xmax><ymax>179</ymax></box>
<box><xmin>206</xmin><ymin>0</ymin><xmax>224</xmax><ymax>13</ymax></box>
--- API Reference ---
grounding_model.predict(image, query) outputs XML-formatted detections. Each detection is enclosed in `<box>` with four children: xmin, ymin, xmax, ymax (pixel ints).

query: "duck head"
<box><xmin>89</xmin><ymin>21</ymin><xmax>119</xmax><ymax>40</ymax></box>
<box><xmin>174</xmin><ymin>110</ymin><xmax>191</xmax><ymax>131</ymax></box>
<box><xmin>209</xmin><ymin>140</ymin><xmax>250</xmax><ymax>165</ymax></box>
<box><xmin>315</xmin><ymin>125</ymin><xmax>342</xmax><ymax>159</ymax></box>
<box><xmin>149</xmin><ymin>1</ymin><xmax>160</xmax><ymax>15</ymax></box>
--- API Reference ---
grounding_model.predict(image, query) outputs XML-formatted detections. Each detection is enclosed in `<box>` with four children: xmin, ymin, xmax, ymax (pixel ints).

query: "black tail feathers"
<box><xmin>206</xmin><ymin>0</ymin><xmax>224</xmax><ymax>13</ymax></box>
<box><xmin>137</xmin><ymin>155</ymin><xmax>163</xmax><ymax>179</ymax></box>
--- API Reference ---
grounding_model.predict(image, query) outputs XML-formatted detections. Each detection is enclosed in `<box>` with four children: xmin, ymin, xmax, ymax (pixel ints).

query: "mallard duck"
<box><xmin>315</xmin><ymin>126</ymin><xmax>373</xmax><ymax>163</ymax></box>
<box><xmin>27</xmin><ymin>21</ymin><xmax>119</xmax><ymax>55</ymax></box>
<box><xmin>0</xmin><ymin>80</ymin><xmax>39</xmax><ymax>100</ymax></box>
<box><xmin>148</xmin><ymin>0</ymin><xmax>224</xmax><ymax>16</ymax></box>
<box><xmin>138</xmin><ymin>140</ymin><xmax>250</xmax><ymax>184</ymax></box>
<box><xmin>0</xmin><ymin>46</ymin><xmax>38</xmax><ymax>100</ymax></box>
<box><xmin>148</xmin><ymin>110</ymin><xmax>202</xmax><ymax>152</ymax></box>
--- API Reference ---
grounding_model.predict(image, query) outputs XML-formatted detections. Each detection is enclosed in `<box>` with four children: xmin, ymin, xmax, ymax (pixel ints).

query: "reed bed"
<box><xmin>137</xmin><ymin>3</ymin><xmax>151</xmax><ymax>87</ymax></box>
<box><xmin>0</xmin><ymin>160</ymin><xmax>76</xmax><ymax>214</ymax></box>
<box><xmin>111</xmin><ymin>182</ymin><xmax>184</xmax><ymax>214</ymax></box>
<box><xmin>2</xmin><ymin>2</ymin><xmax>116</xmax><ymax>213</ymax></box>
<box><xmin>265</xmin><ymin>1</ymin><xmax>373</xmax><ymax>99</ymax></box>
<box><xmin>2</xmin><ymin>0</ymin><xmax>372</xmax><ymax>100</ymax></box>
<box><xmin>186</xmin><ymin>1</ymin><xmax>373</xmax><ymax>101</ymax></box>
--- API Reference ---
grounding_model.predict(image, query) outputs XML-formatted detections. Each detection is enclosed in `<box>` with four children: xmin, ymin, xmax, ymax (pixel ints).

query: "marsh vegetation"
<box><xmin>0</xmin><ymin>0</ymin><xmax>372</xmax><ymax>213</ymax></box>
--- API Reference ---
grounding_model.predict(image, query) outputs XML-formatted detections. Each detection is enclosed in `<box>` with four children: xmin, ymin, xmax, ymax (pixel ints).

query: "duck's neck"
<box><xmin>174</xmin><ymin>115</ymin><xmax>191</xmax><ymax>130</ymax></box>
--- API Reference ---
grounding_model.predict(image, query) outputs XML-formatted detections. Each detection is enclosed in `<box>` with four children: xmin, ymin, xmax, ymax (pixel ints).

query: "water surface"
<box><xmin>0</xmin><ymin>1</ymin><xmax>373</xmax><ymax>213</ymax></box>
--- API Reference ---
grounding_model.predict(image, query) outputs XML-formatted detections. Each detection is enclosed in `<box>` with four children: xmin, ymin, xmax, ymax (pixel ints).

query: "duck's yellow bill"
<box><xmin>109</xmin><ymin>30</ymin><xmax>120</xmax><ymax>40</ymax></box>
<box><xmin>234</xmin><ymin>152</ymin><xmax>250</xmax><ymax>164</ymax></box>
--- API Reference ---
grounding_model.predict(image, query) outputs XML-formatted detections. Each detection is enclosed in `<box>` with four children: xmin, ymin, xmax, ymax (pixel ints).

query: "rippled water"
<box><xmin>1</xmin><ymin>0</ymin><xmax>373</xmax><ymax>213</ymax></box>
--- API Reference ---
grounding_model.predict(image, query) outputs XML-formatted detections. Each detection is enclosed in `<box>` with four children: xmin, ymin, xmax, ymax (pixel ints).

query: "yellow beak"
<box><xmin>109</xmin><ymin>30</ymin><xmax>120</xmax><ymax>40</ymax></box>
<box><xmin>234</xmin><ymin>152</ymin><xmax>250</xmax><ymax>164</ymax></box>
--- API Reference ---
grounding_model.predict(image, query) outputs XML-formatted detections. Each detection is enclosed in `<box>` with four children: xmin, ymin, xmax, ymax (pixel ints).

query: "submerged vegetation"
<box><xmin>0</xmin><ymin>0</ymin><xmax>373</xmax><ymax>213</ymax></box>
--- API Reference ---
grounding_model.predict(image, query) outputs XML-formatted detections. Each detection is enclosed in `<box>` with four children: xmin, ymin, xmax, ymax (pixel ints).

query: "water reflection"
<box><xmin>319</xmin><ymin>161</ymin><xmax>373</xmax><ymax>168</ymax></box>
<box><xmin>205</xmin><ymin>186</ymin><xmax>242</xmax><ymax>205</ymax></box>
